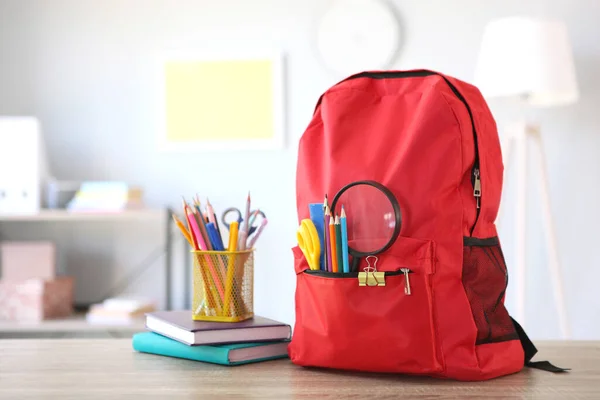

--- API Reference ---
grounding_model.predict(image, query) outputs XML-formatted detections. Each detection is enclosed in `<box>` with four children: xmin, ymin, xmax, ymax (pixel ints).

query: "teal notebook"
<box><xmin>132</xmin><ymin>332</ymin><xmax>290</xmax><ymax>366</ymax></box>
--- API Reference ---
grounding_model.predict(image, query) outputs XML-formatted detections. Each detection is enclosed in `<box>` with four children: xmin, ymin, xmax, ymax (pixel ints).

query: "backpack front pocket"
<box><xmin>288</xmin><ymin>238</ymin><xmax>442</xmax><ymax>375</ymax></box>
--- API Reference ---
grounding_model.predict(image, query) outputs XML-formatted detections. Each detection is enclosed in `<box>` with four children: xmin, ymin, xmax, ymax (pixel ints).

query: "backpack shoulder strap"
<box><xmin>511</xmin><ymin>317</ymin><xmax>570</xmax><ymax>373</ymax></box>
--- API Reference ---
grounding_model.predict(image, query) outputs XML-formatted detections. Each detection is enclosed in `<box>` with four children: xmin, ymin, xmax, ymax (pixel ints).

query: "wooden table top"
<box><xmin>0</xmin><ymin>339</ymin><xmax>598</xmax><ymax>399</ymax></box>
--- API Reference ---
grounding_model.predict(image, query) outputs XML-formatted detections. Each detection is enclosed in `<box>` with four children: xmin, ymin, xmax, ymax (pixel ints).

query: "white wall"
<box><xmin>0</xmin><ymin>0</ymin><xmax>599</xmax><ymax>339</ymax></box>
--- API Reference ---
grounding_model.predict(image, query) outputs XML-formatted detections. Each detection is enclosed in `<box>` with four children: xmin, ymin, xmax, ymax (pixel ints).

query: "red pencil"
<box><xmin>329</xmin><ymin>215</ymin><xmax>338</xmax><ymax>273</ymax></box>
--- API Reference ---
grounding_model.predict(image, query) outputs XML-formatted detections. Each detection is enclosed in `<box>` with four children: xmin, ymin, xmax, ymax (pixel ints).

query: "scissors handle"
<box><xmin>222</xmin><ymin>208</ymin><xmax>267</xmax><ymax>235</ymax></box>
<box><xmin>221</xmin><ymin>207</ymin><xmax>243</xmax><ymax>230</ymax></box>
<box><xmin>297</xmin><ymin>219</ymin><xmax>320</xmax><ymax>270</ymax></box>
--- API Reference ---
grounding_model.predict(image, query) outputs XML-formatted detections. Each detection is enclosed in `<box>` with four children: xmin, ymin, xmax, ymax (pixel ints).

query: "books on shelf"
<box><xmin>86</xmin><ymin>296</ymin><xmax>156</xmax><ymax>325</ymax></box>
<box><xmin>133</xmin><ymin>310</ymin><xmax>292</xmax><ymax>366</ymax></box>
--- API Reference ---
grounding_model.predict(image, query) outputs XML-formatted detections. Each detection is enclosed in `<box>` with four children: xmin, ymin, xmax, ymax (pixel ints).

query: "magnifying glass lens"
<box><xmin>337</xmin><ymin>184</ymin><xmax>397</xmax><ymax>254</ymax></box>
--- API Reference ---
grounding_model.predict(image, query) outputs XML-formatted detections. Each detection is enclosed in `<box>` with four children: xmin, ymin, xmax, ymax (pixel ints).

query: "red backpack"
<box><xmin>289</xmin><ymin>70</ymin><xmax>562</xmax><ymax>380</ymax></box>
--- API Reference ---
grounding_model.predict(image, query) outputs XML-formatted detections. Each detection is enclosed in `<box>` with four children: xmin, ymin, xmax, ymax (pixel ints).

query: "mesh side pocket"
<box><xmin>462</xmin><ymin>237</ymin><xmax>518</xmax><ymax>345</ymax></box>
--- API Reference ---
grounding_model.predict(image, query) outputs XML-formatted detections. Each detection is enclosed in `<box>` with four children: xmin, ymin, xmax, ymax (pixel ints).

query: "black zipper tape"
<box><xmin>463</xmin><ymin>236</ymin><xmax>499</xmax><ymax>246</ymax></box>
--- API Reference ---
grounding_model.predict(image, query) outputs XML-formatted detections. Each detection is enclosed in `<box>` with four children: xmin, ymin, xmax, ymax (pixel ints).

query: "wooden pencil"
<box><xmin>335</xmin><ymin>215</ymin><xmax>343</xmax><ymax>274</ymax></box>
<box><xmin>329</xmin><ymin>215</ymin><xmax>338</xmax><ymax>273</ymax></box>
<box><xmin>324</xmin><ymin>205</ymin><xmax>331</xmax><ymax>272</ymax></box>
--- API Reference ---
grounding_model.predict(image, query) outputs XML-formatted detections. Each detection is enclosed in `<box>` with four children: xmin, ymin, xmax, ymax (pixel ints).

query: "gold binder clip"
<box><xmin>358</xmin><ymin>256</ymin><xmax>386</xmax><ymax>287</ymax></box>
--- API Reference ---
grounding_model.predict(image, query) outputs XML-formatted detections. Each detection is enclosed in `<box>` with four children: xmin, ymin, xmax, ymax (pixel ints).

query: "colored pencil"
<box><xmin>206</xmin><ymin>222</ymin><xmax>225</xmax><ymax>251</ymax></box>
<box><xmin>184</xmin><ymin>199</ymin><xmax>214</xmax><ymax>314</ymax></box>
<box><xmin>192</xmin><ymin>197</ymin><xmax>211</xmax><ymax>247</ymax></box>
<box><xmin>322</xmin><ymin>195</ymin><xmax>328</xmax><ymax>272</ymax></box>
<box><xmin>340</xmin><ymin>206</ymin><xmax>350</xmax><ymax>273</ymax></box>
<box><xmin>186</xmin><ymin>206</ymin><xmax>225</xmax><ymax>301</ymax></box>
<box><xmin>193</xmin><ymin>199</ymin><xmax>227</xmax><ymax>279</ymax></box>
<box><xmin>186</xmin><ymin>203</ymin><xmax>221</xmax><ymax>314</ymax></box>
<box><xmin>329</xmin><ymin>215</ymin><xmax>338</xmax><ymax>273</ymax></box>
<box><xmin>242</xmin><ymin>192</ymin><xmax>251</xmax><ymax>235</ymax></box>
<box><xmin>193</xmin><ymin>207</ymin><xmax>211</xmax><ymax>250</ymax></box>
<box><xmin>172</xmin><ymin>214</ymin><xmax>193</xmax><ymax>247</ymax></box>
<box><xmin>247</xmin><ymin>209</ymin><xmax>260</xmax><ymax>231</ymax></box>
<box><xmin>223</xmin><ymin>221</ymin><xmax>239</xmax><ymax>316</ymax></box>
<box><xmin>324</xmin><ymin>205</ymin><xmax>332</xmax><ymax>272</ymax></box>
<box><xmin>335</xmin><ymin>215</ymin><xmax>343</xmax><ymax>273</ymax></box>
<box><xmin>238</xmin><ymin>192</ymin><xmax>251</xmax><ymax>250</ymax></box>
<box><xmin>183</xmin><ymin>200</ymin><xmax>200</xmax><ymax>250</ymax></box>
<box><xmin>206</xmin><ymin>198</ymin><xmax>223</xmax><ymax>241</ymax></box>
<box><xmin>247</xmin><ymin>219</ymin><xmax>268</xmax><ymax>249</ymax></box>
<box><xmin>191</xmin><ymin>208</ymin><xmax>212</xmax><ymax>250</ymax></box>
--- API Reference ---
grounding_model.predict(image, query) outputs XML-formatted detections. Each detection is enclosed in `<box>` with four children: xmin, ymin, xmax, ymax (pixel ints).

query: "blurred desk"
<box><xmin>0</xmin><ymin>340</ymin><xmax>597</xmax><ymax>398</ymax></box>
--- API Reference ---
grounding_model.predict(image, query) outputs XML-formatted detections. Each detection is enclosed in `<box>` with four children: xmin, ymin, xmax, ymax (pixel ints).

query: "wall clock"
<box><xmin>316</xmin><ymin>0</ymin><xmax>402</xmax><ymax>76</ymax></box>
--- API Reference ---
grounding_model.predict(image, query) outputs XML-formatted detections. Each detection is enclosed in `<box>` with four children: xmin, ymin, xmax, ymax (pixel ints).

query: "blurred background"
<box><xmin>0</xmin><ymin>0</ymin><xmax>597</xmax><ymax>340</ymax></box>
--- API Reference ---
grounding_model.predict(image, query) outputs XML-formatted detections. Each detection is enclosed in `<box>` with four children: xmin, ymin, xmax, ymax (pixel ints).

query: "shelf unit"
<box><xmin>0</xmin><ymin>313</ymin><xmax>146</xmax><ymax>333</ymax></box>
<box><xmin>0</xmin><ymin>209</ymin><xmax>169</xmax><ymax>221</ymax></box>
<box><xmin>0</xmin><ymin>208</ymin><xmax>176</xmax><ymax>334</ymax></box>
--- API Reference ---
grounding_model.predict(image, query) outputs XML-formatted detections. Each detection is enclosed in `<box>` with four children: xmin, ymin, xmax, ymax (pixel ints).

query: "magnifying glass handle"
<box><xmin>351</xmin><ymin>256</ymin><xmax>361</xmax><ymax>273</ymax></box>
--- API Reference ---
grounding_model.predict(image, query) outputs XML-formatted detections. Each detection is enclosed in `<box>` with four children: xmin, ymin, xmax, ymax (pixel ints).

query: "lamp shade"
<box><xmin>474</xmin><ymin>16</ymin><xmax>579</xmax><ymax>107</ymax></box>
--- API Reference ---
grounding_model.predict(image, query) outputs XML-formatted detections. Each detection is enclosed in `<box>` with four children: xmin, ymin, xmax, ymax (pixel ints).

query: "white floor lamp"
<box><xmin>474</xmin><ymin>16</ymin><xmax>579</xmax><ymax>339</ymax></box>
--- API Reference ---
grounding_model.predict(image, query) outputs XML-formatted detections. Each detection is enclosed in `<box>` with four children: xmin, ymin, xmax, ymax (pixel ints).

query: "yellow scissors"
<box><xmin>297</xmin><ymin>219</ymin><xmax>321</xmax><ymax>271</ymax></box>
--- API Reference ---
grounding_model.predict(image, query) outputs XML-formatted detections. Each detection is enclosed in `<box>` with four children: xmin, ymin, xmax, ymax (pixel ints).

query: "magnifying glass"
<box><xmin>330</xmin><ymin>180</ymin><xmax>402</xmax><ymax>272</ymax></box>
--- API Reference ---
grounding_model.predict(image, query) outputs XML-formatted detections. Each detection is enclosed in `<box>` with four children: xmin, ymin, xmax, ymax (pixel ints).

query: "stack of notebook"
<box><xmin>133</xmin><ymin>311</ymin><xmax>291</xmax><ymax>366</ymax></box>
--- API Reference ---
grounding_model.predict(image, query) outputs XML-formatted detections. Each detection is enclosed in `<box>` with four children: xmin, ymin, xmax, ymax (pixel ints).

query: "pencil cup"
<box><xmin>192</xmin><ymin>249</ymin><xmax>254</xmax><ymax>322</ymax></box>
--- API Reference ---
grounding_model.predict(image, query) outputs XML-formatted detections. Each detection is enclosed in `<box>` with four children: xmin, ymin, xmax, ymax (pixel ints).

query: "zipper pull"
<box><xmin>400</xmin><ymin>268</ymin><xmax>411</xmax><ymax>295</ymax></box>
<box><xmin>473</xmin><ymin>169</ymin><xmax>481</xmax><ymax>209</ymax></box>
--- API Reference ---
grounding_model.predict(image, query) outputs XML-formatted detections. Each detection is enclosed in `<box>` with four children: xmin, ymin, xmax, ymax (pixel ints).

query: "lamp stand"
<box><xmin>497</xmin><ymin>122</ymin><xmax>570</xmax><ymax>339</ymax></box>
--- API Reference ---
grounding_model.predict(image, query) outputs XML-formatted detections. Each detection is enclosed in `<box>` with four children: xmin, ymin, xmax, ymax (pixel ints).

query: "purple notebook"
<box><xmin>145</xmin><ymin>311</ymin><xmax>291</xmax><ymax>346</ymax></box>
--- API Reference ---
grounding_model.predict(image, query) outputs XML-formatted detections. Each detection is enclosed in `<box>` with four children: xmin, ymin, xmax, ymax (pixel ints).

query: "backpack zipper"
<box><xmin>473</xmin><ymin>168</ymin><xmax>482</xmax><ymax>209</ymax></box>
<box><xmin>320</xmin><ymin>70</ymin><xmax>482</xmax><ymax>235</ymax></box>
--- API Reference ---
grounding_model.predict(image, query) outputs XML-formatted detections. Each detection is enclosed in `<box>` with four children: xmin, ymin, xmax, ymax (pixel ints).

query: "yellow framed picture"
<box><xmin>157</xmin><ymin>51</ymin><xmax>284</xmax><ymax>151</ymax></box>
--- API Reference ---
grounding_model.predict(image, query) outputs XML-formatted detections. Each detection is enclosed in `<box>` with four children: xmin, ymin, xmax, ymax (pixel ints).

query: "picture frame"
<box><xmin>156</xmin><ymin>50</ymin><xmax>285</xmax><ymax>152</ymax></box>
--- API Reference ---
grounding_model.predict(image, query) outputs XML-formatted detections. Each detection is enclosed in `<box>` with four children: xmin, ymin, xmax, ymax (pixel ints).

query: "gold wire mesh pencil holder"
<box><xmin>192</xmin><ymin>249</ymin><xmax>254</xmax><ymax>322</ymax></box>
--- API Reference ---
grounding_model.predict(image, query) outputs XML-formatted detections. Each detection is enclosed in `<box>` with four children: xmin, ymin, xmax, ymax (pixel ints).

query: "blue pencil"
<box><xmin>206</xmin><ymin>222</ymin><xmax>225</xmax><ymax>251</ymax></box>
<box><xmin>340</xmin><ymin>206</ymin><xmax>350</xmax><ymax>273</ymax></box>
